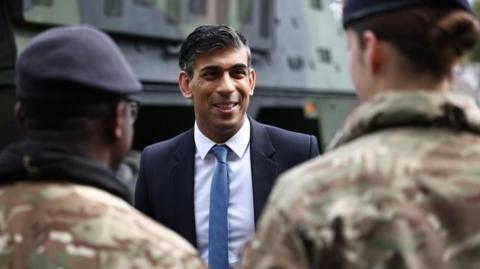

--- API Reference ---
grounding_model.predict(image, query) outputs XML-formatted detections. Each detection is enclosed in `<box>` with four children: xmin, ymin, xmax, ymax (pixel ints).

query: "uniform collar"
<box><xmin>0</xmin><ymin>140</ymin><xmax>131</xmax><ymax>202</ymax></box>
<box><xmin>328</xmin><ymin>91</ymin><xmax>480</xmax><ymax>150</ymax></box>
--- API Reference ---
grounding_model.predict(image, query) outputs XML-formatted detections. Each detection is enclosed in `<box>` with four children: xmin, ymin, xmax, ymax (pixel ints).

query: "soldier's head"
<box><xmin>15</xmin><ymin>25</ymin><xmax>141</xmax><ymax>169</ymax></box>
<box><xmin>342</xmin><ymin>0</ymin><xmax>480</xmax><ymax>101</ymax></box>
<box><xmin>178</xmin><ymin>25</ymin><xmax>256</xmax><ymax>143</ymax></box>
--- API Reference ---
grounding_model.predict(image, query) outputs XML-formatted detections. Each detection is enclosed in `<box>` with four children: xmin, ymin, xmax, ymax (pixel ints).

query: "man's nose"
<box><xmin>217</xmin><ymin>73</ymin><xmax>236</xmax><ymax>94</ymax></box>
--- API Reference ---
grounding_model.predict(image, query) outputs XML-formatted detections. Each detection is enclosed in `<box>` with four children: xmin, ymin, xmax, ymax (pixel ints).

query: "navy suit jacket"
<box><xmin>134</xmin><ymin>118</ymin><xmax>319</xmax><ymax>247</ymax></box>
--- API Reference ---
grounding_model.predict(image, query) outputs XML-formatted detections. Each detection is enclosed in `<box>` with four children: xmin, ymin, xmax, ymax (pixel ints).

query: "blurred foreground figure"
<box><xmin>239</xmin><ymin>0</ymin><xmax>480</xmax><ymax>268</ymax></box>
<box><xmin>0</xmin><ymin>25</ymin><xmax>205</xmax><ymax>269</ymax></box>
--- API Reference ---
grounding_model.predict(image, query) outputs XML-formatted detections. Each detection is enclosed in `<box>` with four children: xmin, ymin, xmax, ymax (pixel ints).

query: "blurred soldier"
<box><xmin>0</xmin><ymin>25</ymin><xmax>206</xmax><ymax>269</ymax></box>
<box><xmin>135</xmin><ymin>25</ymin><xmax>319</xmax><ymax>268</ymax></box>
<box><xmin>239</xmin><ymin>0</ymin><xmax>480</xmax><ymax>268</ymax></box>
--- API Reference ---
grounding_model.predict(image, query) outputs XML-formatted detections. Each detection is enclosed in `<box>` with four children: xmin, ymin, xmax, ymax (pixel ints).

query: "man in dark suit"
<box><xmin>135</xmin><ymin>25</ymin><xmax>319</xmax><ymax>269</ymax></box>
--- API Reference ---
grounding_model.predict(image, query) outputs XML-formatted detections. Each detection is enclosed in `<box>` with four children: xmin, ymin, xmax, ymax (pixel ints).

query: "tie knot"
<box><xmin>211</xmin><ymin>145</ymin><xmax>228</xmax><ymax>163</ymax></box>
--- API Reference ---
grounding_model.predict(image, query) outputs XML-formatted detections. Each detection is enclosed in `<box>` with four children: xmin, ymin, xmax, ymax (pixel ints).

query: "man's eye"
<box><xmin>202</xmin><ymin>71</ymin><xmax>219</xmax><ymax>79</ymax></box>
<box><xmin>231</xmin><ymin>69</ymin><xmax>247</xmax><ymax>78</ymax></box>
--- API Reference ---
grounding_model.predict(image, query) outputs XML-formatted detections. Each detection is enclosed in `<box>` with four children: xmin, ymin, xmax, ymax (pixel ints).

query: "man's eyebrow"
<box><xmin>200</xmin><ymin>63</ymin><xmax>249</xmax><ymax>72</ymax></box>
<box><xmin>200</xmin><ymin>65</ymin><xmax>221</xmax><ymax>72</ymax></box>
<box><xmin>231</xmin><ymin>63</ymin><xmax>249</xmax><ymax>69</ymax></box>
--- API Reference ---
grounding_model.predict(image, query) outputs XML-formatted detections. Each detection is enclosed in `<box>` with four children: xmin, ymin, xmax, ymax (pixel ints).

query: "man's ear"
<box><xmin>362</xmin><ymin>30</ymin><xmax>382</xmax><ymax>75</ymax></box>
<box><xmin>14</xmin><ymin>102</ymin><xmax>27</xmax><ymax>131</ymax></box>
<box><xmin>248</xmin><ymin>68</ymin><xmax>256</xmax><ymax>96</ymax></box>
<box><xmin>104</xmin><ymin>101</ymin><xmax>127</xmax><ymax>142</ymax></box>
<box><xmin>178</xmin><ymin>71</ymin><xmax>193</xmax><ymax>99</ymax></box>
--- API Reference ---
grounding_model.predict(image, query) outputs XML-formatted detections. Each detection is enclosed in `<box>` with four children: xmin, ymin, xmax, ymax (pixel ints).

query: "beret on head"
<box><xmin>16</xmin><ymin>25</ymin><xmax>141</xmax><ymax>99</ymax></box>
<box><xmin>343</xmin><ymin>0</ymin><xmax>474</xmax><ymax>28</ymax></box>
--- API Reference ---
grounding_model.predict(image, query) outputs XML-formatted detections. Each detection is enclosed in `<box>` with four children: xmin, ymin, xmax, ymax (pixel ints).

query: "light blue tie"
<box><xmin>208</xmin><ymin>145</ymin><xmax>229</xmax><ymax>269</ymax></box>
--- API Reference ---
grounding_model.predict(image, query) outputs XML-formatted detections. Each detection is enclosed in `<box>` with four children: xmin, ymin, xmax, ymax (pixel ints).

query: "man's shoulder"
<box><xmin>251</xmin><ymin>120</ymin><xmax>317</xmax><ymax>150</ymax></box>
<box><xmin>0</xmin><ymin>182</ymin><xmax>205</xmax><ymax>268</ymax></box>
<box><xmin>270</xmin><ymin>136</ymin><xmax>385</xmax><ymax>208</ymax></box>
<box><xmin>143</xmin><ymin>128</ymin><xmax>194</xmax><ymax>156</ymax></box>
<box><xmin>247</xmin><ymin>119</ymin><xmax>320</xmax><ymax>168</ymax></box>
<box><xmin>269</xmin><ymin>129</ymin><xmax>443</xmax><ymax>218</ymax></box>
<box><xmin>253</xmin><ymin>120</ymin><xmax>313</xmax><ymax>140</ymax></box>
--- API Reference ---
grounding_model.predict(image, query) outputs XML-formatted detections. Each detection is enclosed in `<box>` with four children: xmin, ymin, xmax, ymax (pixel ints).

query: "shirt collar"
<box><xmin>194</xmin><ymin>117</ymin><xmax>251</xmax><ymax>159</ymax></box>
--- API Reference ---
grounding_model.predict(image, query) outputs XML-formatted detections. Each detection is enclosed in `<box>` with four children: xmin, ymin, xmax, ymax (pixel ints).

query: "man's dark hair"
<box><xmin>179</xmin><ymin>25</ymin><xmax>251</xmax><ymax>78</ymax></box>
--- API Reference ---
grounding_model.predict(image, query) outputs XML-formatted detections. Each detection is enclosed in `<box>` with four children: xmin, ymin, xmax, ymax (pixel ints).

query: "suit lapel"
<box><xmin>171</xmin><ymin>128</ymin><xmax>197</xmax><ymax>246</ymax></box>
<box><xmin>250</xmin><ymin>119</ymin><xmax>278</xmax><ymax>224</ymax></box>
<box><xmin>170</xmin><ymin>121</ymin><xmax>278</xmax><ymax>243</ymax></box>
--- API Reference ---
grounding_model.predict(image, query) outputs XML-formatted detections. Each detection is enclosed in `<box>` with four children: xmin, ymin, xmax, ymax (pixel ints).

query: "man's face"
<box><xmin>179</xmin><ymin>46</ymin><xmax>256</xmax><ymax>143</ymax></box>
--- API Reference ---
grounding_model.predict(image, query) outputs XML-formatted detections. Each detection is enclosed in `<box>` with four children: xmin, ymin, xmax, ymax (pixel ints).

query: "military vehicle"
<box><xmin>0</xmin><ymin>0</ymin><xmax>356</xmax><ymax>155</ymax></box>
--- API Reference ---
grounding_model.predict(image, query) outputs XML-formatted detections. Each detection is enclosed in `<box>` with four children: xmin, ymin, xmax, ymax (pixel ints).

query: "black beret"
<box><xmin>343</xmin><ymin>0</ymin><xmax>474</xmax><ymax>28</ymax></box>
<box><xmin>16</xmin><ymin>25</ymin><xmax>141</xmax><ymax>99</ymax></box>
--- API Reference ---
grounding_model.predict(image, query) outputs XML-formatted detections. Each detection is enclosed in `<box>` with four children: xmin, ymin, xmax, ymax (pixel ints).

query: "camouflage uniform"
<box><xmin>0</xmin><ymin>183</ymin><xmax>208</xmax><ymax>269</ymax></box>
<box><xmin>238</xmin><ymin>91</ymin><xmax>480</xmax><ymax>269</ymax></box>
<box><xmin>0</xmin><ymin>142</ymin><xmax>206</xmax><ymax>269</ymax></box>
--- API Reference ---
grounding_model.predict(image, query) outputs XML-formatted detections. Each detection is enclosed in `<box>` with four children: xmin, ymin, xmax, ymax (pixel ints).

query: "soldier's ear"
<box><xmin>104</xmin><ymin>101</ymin><xmax>127</xmax><ymax>142</ymax></box>
<box><xmin>178</xmin><ymin>71</ymin><xmax>193</xmax><ymax>99</ymax></box>
<box><xmin>14</xmin><ymin>102</ymin><xmax>27</xmax><ymax>131</ymax></box>
<box><xmin>114</xmin><ymin>101</ymin><xmax>128</xmax><ymax>139</ymax></box>
<box><xmin>362</xmin><ymin>30</ymin><xmax>382</xmax><ymax>75</ymax></box>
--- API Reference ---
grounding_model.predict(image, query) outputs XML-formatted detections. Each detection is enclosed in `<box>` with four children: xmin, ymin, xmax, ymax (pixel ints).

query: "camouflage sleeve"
<box><xmin>181</xmin><ymin>255</ymin><xmax>208</xmax><ymax>269</ymax></box>
<box><xmin>237</xmin><ymin>147</ymin><xmax>413</xmax><ymax>269</ymax></box>
<box><xmin>236</xmin><ymin>153</ymin><xmax>339</xmax><ymax>269</ymax></box>
<box><xmin>238</xmin><ymin>169</ymin><xmax>467</xmax><ymax>269</ymax></box>
<box><xmin>148</xmin><ymin>252</ymin><xmax>207</xmax><ymax>269</ymax></box>
<box><xmin>0</xmin><ymin>183</ymin><xmax>209</xmax><ymax>269</ymax></box>
<box><xmin>237</xmin><ymin>190</ymin><xmax>314</xmax><ymax>268</ymax></box>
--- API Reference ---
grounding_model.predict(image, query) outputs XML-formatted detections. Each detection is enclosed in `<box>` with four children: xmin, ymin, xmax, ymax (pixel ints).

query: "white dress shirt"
<box><xmin>194</xmin><ymin>118</ymin><xmax>255</xmax><ymax>268</ymax></box>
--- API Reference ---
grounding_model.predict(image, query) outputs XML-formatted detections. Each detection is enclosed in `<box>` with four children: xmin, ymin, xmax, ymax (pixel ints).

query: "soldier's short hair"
<box><xmin>178</xmin><ymin>25</ymin><xmax>252</xmax><ymax>78</ymax></box>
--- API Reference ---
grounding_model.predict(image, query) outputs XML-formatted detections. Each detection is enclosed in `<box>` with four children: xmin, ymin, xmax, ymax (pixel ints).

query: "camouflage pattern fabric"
<box><xmin>0</xmin><ymin>182</ymin><xmax>206</xmax><ymax>269</ymax></box>
<box><xmin>238</xmin><ymin>91</ymin><xmax>480</xmax><ymax>269</ymax></box>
